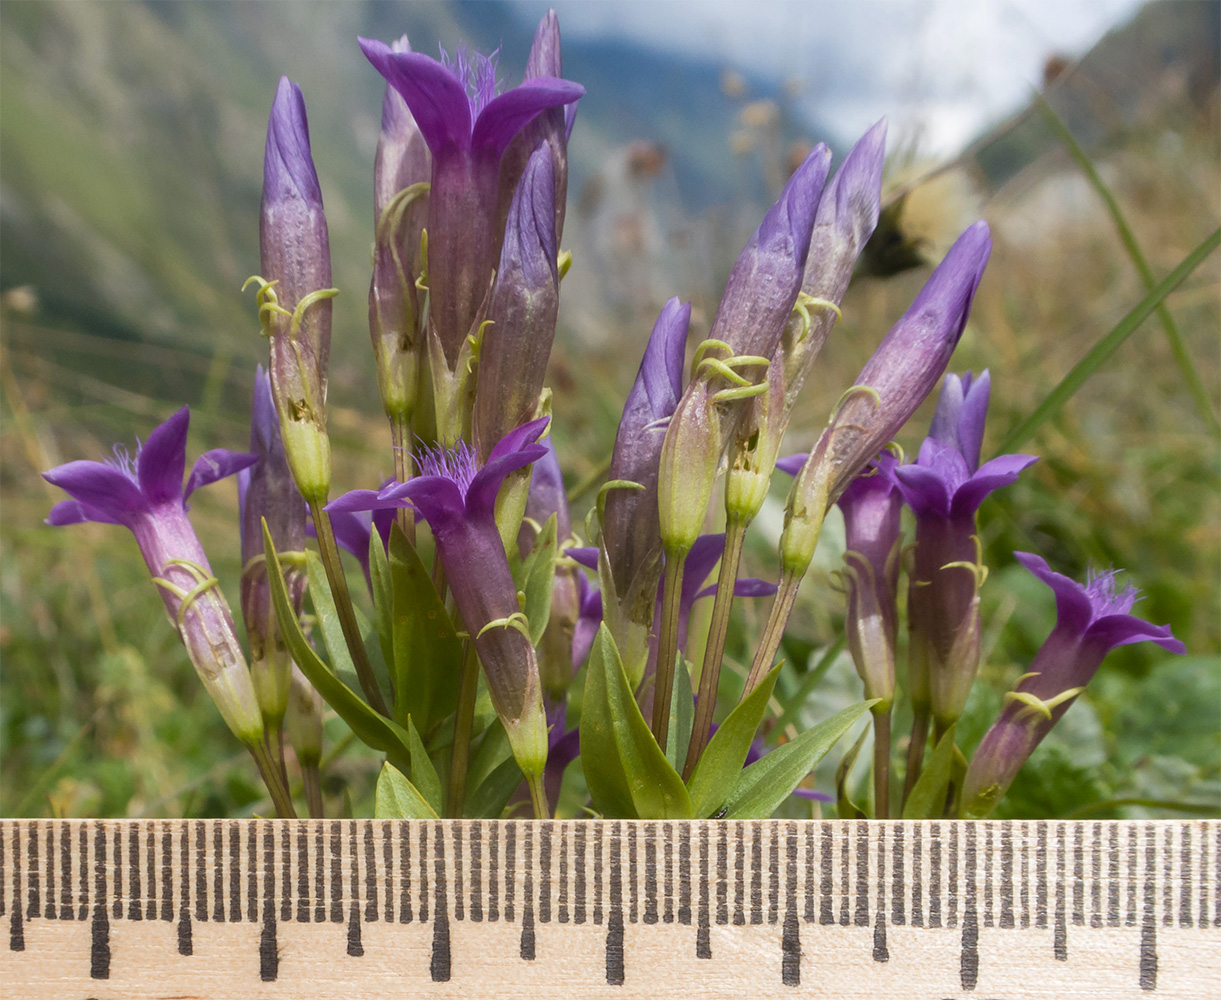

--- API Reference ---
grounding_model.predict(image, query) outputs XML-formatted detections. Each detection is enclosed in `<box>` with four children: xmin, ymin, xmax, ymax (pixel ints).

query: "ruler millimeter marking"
<box><xmin>2</xmin><ymin>819</ymin><xmax>1217</xmax><ymax>995</ymax></box>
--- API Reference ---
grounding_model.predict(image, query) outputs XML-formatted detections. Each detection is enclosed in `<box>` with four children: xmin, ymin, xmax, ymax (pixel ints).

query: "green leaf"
<box><xmin>466</xmin><ymin>755</ymin><xmax>524</xmax><ymax>818</ymax></box>
<box><xmin>375</xmin><ymin>762</ymin><xmax>439</xmax><ymax>819</ymax></box>
<box><xmin>903</xmin><ymin>724</ymin><xmax>957</xmax><ymax>820</ymax></box>
<box><xmin>468</xmin><ymin>718</ymin><xmax>513</xmax><ymax>792</ymax></box>
<box><xmin>522</xmin><ymin>513</ymin><xmax>558</xmax><ymax>646</ymax></box>
<box><xmin>387</xmin><ymin>524</ymin><xmax>462</xmax><ymax>733</ymax></box>
<box><xmin>835</xmin><ymin>725</ymin><xmax>869</xmax><ymax>820</ymax></box>
<box><xmin>686</xmin><ymin>665</ymin><xmax>779</xmax><ymax>818</ymax></box>
<box><xmin>579</xmin><ymin>624</ymin><xmax>692</xmax><ymax>819</ymax></box>
<box><xmin>406</xmin><ymin>717</ymin><xmax>443</xmax><ymax>816</ymax></box>
<box><xmin>305</xmin><ymin>548</ymin><xmax>357</xmax><ymax>678</ymax></box>
<box><xmin>263</xmin><ymin>523</ymin><xmax>414</xmax><ymax>773</ymax></box>
<box><xmin>368</xmin><ymin>528</ymin><xmax>394</xmax><ymax>669</ymax></box>
<box><xmin>664</xmin><ymin>657</ymin><xmax>695</xmax><ymax>773</ymax></box>
<box><xmin>722</xmin><ymin>700</ymin><xmax>876</xmax><ymax>819</ymax></box>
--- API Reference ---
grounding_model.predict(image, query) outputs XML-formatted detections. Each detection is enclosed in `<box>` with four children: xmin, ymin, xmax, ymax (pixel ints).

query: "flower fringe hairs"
<box><xmin>45</xmin><ymin>9</ymin><xmax>1184</xmax><ymax>822</ymax></box>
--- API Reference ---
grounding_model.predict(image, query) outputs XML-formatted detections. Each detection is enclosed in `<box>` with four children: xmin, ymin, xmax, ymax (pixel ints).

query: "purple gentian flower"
<box><xmin>473</xmin><ymin>145</ymin><xmax>559</xmax><ymax>461</ymax></box>
<box><xmin>600</xmin><ymin>297</ymin><xmax>690</xmax><ymax>686</ymax></box>
<box><xmin>836</xmin><ymin>453</ymin><xmax>903</xmax><ymax>709</ymax></box>
<box><xmin>327</xmin><ymin>419</ymin><xmax>552</xmax><ymax>780</ymax></box>
<box><xmin>318</xmin><ymin>504</ymin><xmax>395</xmax><ymax>592</ymax></box>
<box><xmin>44</xmin><ymin>407</ymin><xmax>263</xmax><ymax>745</ymax></box>
<box><xmin>369</xmin><ymin>34</ymin><xmax>431</xmax><ymax>426</ymax></box>
<box><xmin>260</xmin><ymin>77</ymin><xmax>335</xmax><ymax>502</ymax></box>
<box><xmin>892</xmin><ymin>371</ymin><xmax>1038</xmax><ymax>729</ymax></box>
<box><xmin>961</xmin><ymin>553</ymin><xmax>1185</xmax><ymax>817</ymax></box>
<box><xmin>778</xmin><ymin>222</ymin><xmax>992</xmax><ymax>578</ymax></box>
<box><xmin>238</xmin><ymin>367</ymin><xmax>308</xmax><ymax>725</ymax></box>
<box><xmin>358</xmin><ymin>36</ymin><xmax>583</xmax><ymax>371</ymax></box>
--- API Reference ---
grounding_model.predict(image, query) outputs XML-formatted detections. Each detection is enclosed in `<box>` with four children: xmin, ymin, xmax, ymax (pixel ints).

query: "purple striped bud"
<box><xmin>369</xmin><ymin>35</ymin><xmax>431</xmax><ymax>425</ymax></box>
<box><xmin>779</xmin><ymin>222</ymin><xmax>992</xmax><ymax>578</ymax></box>
<box><xmin>961</xmin><ymin>554</ymin><xmax>1184</xmax><ymax>817</ymax></box>
<box><xmin>473</xmin><ymin>146</ymin><xmax>559</xmax><ymax>461</ymax></box>
<box><xmin>259</xmin><ymin>77</ymin><xmax>335</xmax><ymax>502</ymax></box>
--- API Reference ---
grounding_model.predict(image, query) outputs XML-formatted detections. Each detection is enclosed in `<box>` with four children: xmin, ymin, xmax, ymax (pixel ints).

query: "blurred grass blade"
<box><xmin>1037</xmin><ymin>95</ymin><xmax>1221</xmax><ymax>438</ymax></box>
<box><xmin>1000</xmin><ymin>225</ymin><xmax>1221</xmax><ymax>453</ymax></box>
<box><xmin>773</xmin><ymin>636</ymin><xmax>846</xmax><ymax>733</ymax></box>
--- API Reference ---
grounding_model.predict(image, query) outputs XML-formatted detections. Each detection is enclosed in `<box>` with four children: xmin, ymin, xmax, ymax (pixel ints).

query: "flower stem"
<box><xmin>308</xmin><ymin>500</ymin><xmax>390</xmax><ymax>717</ymax></box>
<box><xmin>683</xmin><ymin>520</ymin><xmax>747</xmax><ymax>780</ymax></box>
<box><xmin>902</xmin><ymin>708</ymin><xmax>930</xmax><ymax>808</ymax></box>
<box><xmin>447</xmin><ymin>639</ymin><xmax>480</xmax><ymax>818</ymax></box>
<box><xmin>247</xmin><ymin>739</ymin><xmax>296</xmax><ymax>818</ymax></box>
<box><xmin>527</xmin><ymin>771</ymin><xmax>550</xmax><ymax>820</ymax></box>
<box><xmin>302</xmin><ymin>765</ymin><xmax>323</xmax><ymax>819</ymax></box>
<box><xmin>872</xmin><ymin>706</ymin><xmax>892</xmax><ymax>819</ymax></box>
<box><xmin>743</xmin><ymin>570</ymin><xmax>801</xmax><ymax>697</ymax></box>
<box><xmin>651</xmin><ymin>548</ymin><xmax>688</xmax><ymax>749</ymax></box>
<box><xmin>389</xmin><ymin>412</ymin><xmax>417</xmax><ymax>545</ymax></box>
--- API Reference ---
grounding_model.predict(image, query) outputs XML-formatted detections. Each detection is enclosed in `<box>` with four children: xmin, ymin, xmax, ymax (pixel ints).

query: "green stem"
<box><xmin>743</xmin><ymin>571</ymin><xmax>801</xmax><ymax>698</ymax></box>
<box><xmin>683</xmin><ymin>520</ymin><xmax>747</xmax><ymax>780</ymax></box>
<box><xmin>1000</xmin><ymin>226</ymin><xmax>1221</xmax><ymax>453</ymax></box>
<box><xmin>527</xmin><ymin>771</ymin><xmax>550</xmax><ymax>820</ymax></box>
<box><xmin>247</xmin><ymin>739</ymin><xmax>296</xmax><ymax>818</ymax></box>
<box><xmin>302</xmin><ymin>765</ymin><xmax>323</xmax><ymax>819</ymax></box>
<box><xmin>447</xmin><ymin>640</ymin><xmax>480</xmax><ymax>818</ymax></box>
<box><xmin>902</xmin><ymin>709</ymin><xmax>930</xmax><ymax>809</ymax></box>
<box><xmin>1037</xmin><ymin>96</ymin><xmax>1221</xmax><ymax>438</ymax></box>
<box><xmin>651</xmin><ymin>548</ymin><xmax>688</xmax><ymax>749</ymax></box>
<box><xmin>390</xmin><ymin>412</ymin><xmax>417</xmax><ymax>544</ymax></box>
<box><xmin>309</xmin><ymin>501</ymin><xmax>390</xmax><ymax>717</ymax></box>
<box><xmin>872</xmin><ymin>707</ymin><xmax>891</xmax><ymax>820</ymax></box>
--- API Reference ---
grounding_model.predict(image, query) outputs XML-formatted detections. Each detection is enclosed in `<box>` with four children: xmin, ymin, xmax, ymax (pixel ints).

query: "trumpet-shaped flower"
<box><xmin>359</xmin><ymin>35</ymin><xmax>583</xmax><ymax>370</ymax></box>
<box><xmin>327</xmin><ymin>419</ymin><xmax>551</xmax><ymax>778</ymax></box>
<box><xmin>44</xmin><ymin>407</ymin><xmax>263</xmax><ymax>745</ymax></box>
<box><xmin>892</xmin><ymin>371</ymin><xmax>1037</xmax><ymax>728</ymax></box>
<box><xmin>961</xmin><ymin>553</ymin><xmax>1185</xmax><ymax>817</ymax></box>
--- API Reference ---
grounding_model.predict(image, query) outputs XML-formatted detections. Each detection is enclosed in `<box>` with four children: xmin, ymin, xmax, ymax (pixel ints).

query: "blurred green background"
<box><xmin>1</xmin><ymin>0</ymin><xmax>1217</xmax><ymax>819</ymax></box>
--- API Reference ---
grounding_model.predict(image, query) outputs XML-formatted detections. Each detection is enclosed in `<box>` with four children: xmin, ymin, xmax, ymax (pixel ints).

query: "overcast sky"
<box><xmin>509</xmin><ymin>0</ymin><xmax>1146</xmax><ymax>154</ymax></box>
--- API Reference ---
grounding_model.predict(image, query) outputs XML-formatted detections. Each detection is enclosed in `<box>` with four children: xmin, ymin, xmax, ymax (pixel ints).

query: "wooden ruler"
<box><xmin>1</xmin><ymin>819</ymin><xmax>1217</xmax><ymax>998</ymax></box>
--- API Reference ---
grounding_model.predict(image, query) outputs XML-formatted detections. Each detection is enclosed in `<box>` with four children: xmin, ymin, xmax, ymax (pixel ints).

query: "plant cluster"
<box><xmin>42</xmin><ymin>12</ymin><xmax>1184</xmax><ymax>821</ymax></box>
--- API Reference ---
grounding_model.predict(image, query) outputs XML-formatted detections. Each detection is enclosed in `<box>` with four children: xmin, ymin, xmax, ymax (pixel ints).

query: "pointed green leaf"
<box><xmin>523</xmin><ymin>513</ymin><xmax>558</xmax><ymax>645</ymax></box>
<box><xmin>368</xmin><ymin>528</ymin><xmax>394</xmax><ymax>668</ymax></box>
<box><xmin>579</xmin><ymin>624</ymin><xmax>692</xmax><ymax>819</ymax></box>
<box><xmin>466</xmin><ymin>755</ymin><xmax>524</xmax><ymax>818</ymax></box>
<box><xmin>902</xmin><ymin>724</ymin><xmax>957</xmax><ymax>820</ymax></box>
<box><xmin>723</xmin><ymin>700</ymin><xmax>876</xmax><ymax>819</ymax></box>
<box><xmin>263</xmin><ymin>522</ymin><xmax>413</xmax><ymax>773</ymax></box>
<box><xmin>305</xmin><ymin>548</ymin><xmax>357</xmax><ymax>678</ymax></box>
<box><xmin>375</xmin><ymin>762</ymin><xmax>439</xmax><ymax>819</ymax></box>
<box><xmin>407</xmin><ymin>717</ymin><xmax>443</xmax><ymax>816</ymax></box>
<box><xmin>687</xmin><ymin>665</ymin><xmax>779</xmax><ymax>818</ymax></box>
<box><xmin>387</xmin><ymin>523</ymin><xmax>462</xmax><ymax>733</ymax></box>
<box><xmin>665</xmin><ymin>658</ymin><xmax>695</xmax><ymax>773</ymax></box>
<box><xmin>835</xmin><ymin>726</ymin><xmax>869</xmax><ymax>820</ymax></box>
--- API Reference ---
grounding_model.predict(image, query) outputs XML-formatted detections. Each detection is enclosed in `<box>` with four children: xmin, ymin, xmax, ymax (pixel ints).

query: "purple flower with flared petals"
<box><xmin>836</xmin><ymin>454</ymin><xmax>903</xmax><ymax>708</ymax></box>
<box><xmin>45</xmin><ymin>408</ymin><xmax>263</xmax><ymax>744</ymax></box>
<box><xmin>891</xmin><ymin>371</ymin><xmax>1037</xmax><ymax>729</ymax></box>
<box><xmin>961</xmin><ymin>553</ymin><xmax>1184</xmax><ymax>817</ymax></box>
<box><xmin>327</xmin><ymin>419</ymin><xmax>552</xmax><ymax>779</ymax></box>
<box><xmin>359</xmin><ymin>35</ymin><xmax>583</xmax><ymax>370</ymax></box>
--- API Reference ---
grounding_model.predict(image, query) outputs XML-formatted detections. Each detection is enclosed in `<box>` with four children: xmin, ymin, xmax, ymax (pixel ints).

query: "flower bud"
<box><xmin>260</xmin><ymin>77</ymin><xmax>335</xmax><ymax>502</ymax></box>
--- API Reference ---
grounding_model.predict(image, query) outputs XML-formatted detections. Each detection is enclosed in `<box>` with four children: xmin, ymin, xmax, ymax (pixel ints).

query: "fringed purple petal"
<box><xmin>137</xmin><ymin>406</ymin><xmax>190</xmax><ymax>505</ymax></box>
<box><xmin>389</xmin><ymin>477</ymin><xmax>470</xmax><ymax>537</ymax></box>
<box><xmin>466</xmin><ymin>418</ymin><xmax>550</xmax><ymax>517</ymax></box>
<box><xmin>566</xmin><ymin>546</ymin><xmax>599</xmax><ymax>571</ymax></box>
<box><xmin>1087</xmin><ymin>615</ymin><xmax>1187</xmax><ymax>654</ymax></box>
<box><xmin>325</xmin><ymin>488</ymin><xmax>407</xmax><ymax>513</ymax></box>
<box><xmin>471</xmin><ymin>78</ymin><xmax>584</xmax><ymax>160</ymax></box>
<box><xmin>694</xmin><ymin>578</ymin><xmax>777</xmax><ymax>602</ymax></box>
<box><xmin>43</xmin><ymin>460</ymin><xmax>146</xmax><ymax>524</ymax></box>
<box><xmin>949</xmin><ymin>452</ymin><xmax>1037</xmax><ymax>518</ymax></box>
<box><xmin>359</xmin><ymin>39</ymin><xmax>474</xmax><ymax>155</ymax></box>
<box><xmin>185</xmin><ymin>449</ymin><xmax>258</xmax><ymax>501</ymax></box>
<box><xmin>957</xmin><ymin>370</ymin><xmax>991</xmax><ymax>472</ymax></box>
<box><xmin>893</xmin><ymin>462</ymin><xmax>954</xmax><ymax>519</ymax></box>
